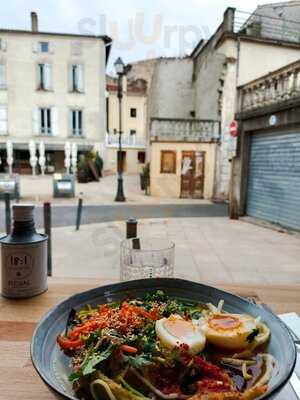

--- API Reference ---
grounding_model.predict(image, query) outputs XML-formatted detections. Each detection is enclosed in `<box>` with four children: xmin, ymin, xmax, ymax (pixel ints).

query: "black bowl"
<box><xmin>31</xmin><ymin>278</ymin><xmax>296</xmax><ymax>399</ymax></box>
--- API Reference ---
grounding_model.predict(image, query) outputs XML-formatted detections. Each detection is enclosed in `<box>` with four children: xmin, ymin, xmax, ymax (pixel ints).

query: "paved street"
<box><xmin>0</xmin><ymin>203</ymin><xmax>227</xmax><ymax>230</ymax></box>
<box><xmin>8</xmin><ymin>174</ymin><xmax>215</xmax><ymax>205</ymax></box>
<box><xmin>49</xmin><ymin>217</ymin><xmax>300</xmax><ymax>286</ymax></box>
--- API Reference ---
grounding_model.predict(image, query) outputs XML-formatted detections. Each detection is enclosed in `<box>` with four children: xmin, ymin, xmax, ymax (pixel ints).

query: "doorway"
<box><xmin>180</xmin><ymin>151</ymin><xmax>205</xmax><ymax>198</ymax></box>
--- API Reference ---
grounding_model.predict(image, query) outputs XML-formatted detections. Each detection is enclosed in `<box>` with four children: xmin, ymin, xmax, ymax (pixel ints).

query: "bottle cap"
<box><xmin>13</xmin><ymin>204</ymin><xmax>35</xmax><ymax>222</ymax></box>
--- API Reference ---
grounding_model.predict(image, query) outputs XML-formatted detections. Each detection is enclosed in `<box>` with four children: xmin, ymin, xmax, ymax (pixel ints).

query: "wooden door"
<box><xmin>180</xmin><ymin>151</ymin><xmax>205</xmax><ymax>199</ymax></box>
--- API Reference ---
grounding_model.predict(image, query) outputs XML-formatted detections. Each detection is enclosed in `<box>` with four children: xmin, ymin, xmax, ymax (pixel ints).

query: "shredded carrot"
<box><xmin>57</xmin><ymin>335</ymin><xmax>84</xmax><ymax>350</ymax></box>
<box><xmin>120</xmin><ymin>344</ymin><xmax>138</xmax><ymax>354</ymax></box>
<box><xmin>64</xmin><ymin>301</ymin><xmax>160</xmax><ymax>343</ymax></box>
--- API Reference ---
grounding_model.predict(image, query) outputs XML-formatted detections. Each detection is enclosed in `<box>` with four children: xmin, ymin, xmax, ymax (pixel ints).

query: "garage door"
<box><xmin>247</xmin><ymin>131</ymin><xmax>300</xmax><ymax>231</ymax></box>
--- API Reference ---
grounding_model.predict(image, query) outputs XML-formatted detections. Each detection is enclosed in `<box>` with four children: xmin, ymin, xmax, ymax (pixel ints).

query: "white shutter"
<box><xmin>32</xmin><ymin>107</ymin><xmax>40</xmax><ymax>135</ymax></box>
<box><xmin>0</xmin><ymin>106</ymin><xmax>7</xmax><ymax>134</ymax></box>
<box><xmin>77</xmin><ymin>64</ymin><xmax>84</xmax><ymax>92</ymax></box>
<box><xmin>0</xmin><ymin>39</ymin><xmax>7</xmax><ymax>51</ymax></box>
<box><xmin>32</xmin><ymin>41</ymin><xmax>39</xmax><ymax>53</ymax></box>
<box><xmin>0</xmin><ymin>64</ymin><xmax>6</xmax><ymax>88</ymax></box>
<box><xmin>49</xmin><ymin>42</ymin><xmax>55</xmax><ymax>54</ymax></box>
<box><xmin>68</xmin><ymin>65</ymin><xmax>73</xmax><ymax>92</ymax></box>
<box><xmin>69</xmin><ymin>109</ymin><xmax>73</xmax><ymax>136</ymax></box>
<box><xmin>44</xmin><ymin>64</ymin><xmax>52</xmax><ymax>90</ymax></box>
<box><xmin>51</xmin><ymin>107</ymin><xmax>58</xmax><ymax>136</ymax></box>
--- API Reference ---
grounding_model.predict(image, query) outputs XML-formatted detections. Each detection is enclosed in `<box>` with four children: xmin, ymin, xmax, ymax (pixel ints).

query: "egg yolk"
<box><xmin>208</xmin><ymin>315</ymin><xmax>241</xmax><ymax>331</ymax></box>
<box><xmin>164</xmin><ymin>319</ymin><xmax>195</xmax><ymax>338</ymax></box>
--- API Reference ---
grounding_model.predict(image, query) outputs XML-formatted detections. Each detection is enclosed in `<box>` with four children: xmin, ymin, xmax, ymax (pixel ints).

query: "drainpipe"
<box><xmin>229</xmin><ymin>37</ymin><xmax>241</xmax><ymax>219</ymax></box>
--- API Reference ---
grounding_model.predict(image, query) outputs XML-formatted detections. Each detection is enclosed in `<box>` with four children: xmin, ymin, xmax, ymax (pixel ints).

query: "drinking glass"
<box><xmin>120</xmin><ymin>237</ymin><xmax>175</xmax><ymax>281</ymax></box>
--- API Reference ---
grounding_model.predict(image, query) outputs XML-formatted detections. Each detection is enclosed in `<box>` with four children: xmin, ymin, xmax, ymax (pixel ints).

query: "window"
<box><xmin>0</xmin><ymin>106</ymin><xmax>7</xmax><ymax>134</ymax></box>
<box><xmin>38</xmin><ymin>63</ymin><xmax>52</xmax><ymax>90</ymax></box>
<box><xmin>40</xmin><ymin>108</ymin><xmax>52</xmax><ymax>134</ymax></box>
<box><xmin>130</xmin><ymin>108</ymin><xmax>137</xmax><ymax>118</ymax></box>
<box><xmin>0</xmin><ymin>64</ymin><xmax>6</xmax><ymax>89</ymax></box>
<box><xmin>130</xmin><ymin>129</ymin><xmax>136</xmax><ymax>135</ymax></box>
<box><xmin>39</xmin><ymin>42</ymin><xmax>49</xmax><ymax>53</ymax></box>
<box><xmin>161</xmin><ymin>151</ymin><xmax>176</xmax><ymax>174</ymax></box>
<box><xmin>71</xmin><ymin>110</ymin><xmax>83</xmax><ymax>136</ymax></box>
<box><xmin>190</xmin><ymin>110</ymin><xmax>196</xmax><ymax>118</ymax></box>
<box><xmin>138</xmin><ymin>151</ymin><xmax>146</xmax><ymax>164</ymax></box>
<box><xmin>70</xmin><ymin>64</ymin><xmax>84</xmax><ymax>92</ymax></box>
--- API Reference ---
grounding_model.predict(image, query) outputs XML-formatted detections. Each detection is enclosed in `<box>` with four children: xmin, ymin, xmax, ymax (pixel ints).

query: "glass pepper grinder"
<box><xmin>0</xmin><ymin>204</ymin><xmax>48</xmax><ymax>298</ymax></box>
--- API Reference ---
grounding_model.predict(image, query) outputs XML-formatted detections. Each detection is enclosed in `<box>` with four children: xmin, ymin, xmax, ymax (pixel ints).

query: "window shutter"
<box><xmin>80</xmin><ymin>110</ymin><xmax>84</xmax><ymax>136</ymax></box>
<box><xmin>1</xmin><ymin>39</ymin><xmax>7</xmax><ymax>51</ymax></box>
<box><xmin>51</xmin><ymin>107</ymin><xmax>58</xmax><ymax>136</ymax></box>
<box><xmin>68</xmin><ymin>65</ymin><xmax>73</xmax><ymax>92</ymax></box>
<box><xmin>77</xmin><ymin>64</ymin><xmax>84</xmax><ymax>92</ymax></box>
<box><xmin>49</xmin><ymin>42</ymin><xmax>55</xmax><ymax>54</ymax></box>
<box><xmin>32</xmin><ymin>41</ymin><xmax>39</xmax><ymax>53</ymax></box>
<box><xmin>0</xmin><ymin>106</ymin><xmax>7</xmax><ymax>134</ymax></box>
<box><xmin>32</xmin><ymin>107</ymin><xmax>40</xmax><ymax>135</ymax></box>
<box><xmin>0</xmin><ymin>64</ymin><xmax>6</xmax><ymax>87</ymax></box>
<box><xmin>44</xmin><ymin>64</ymin><xmax>52</xmax><ymax>90</ymax></box>
<box><xmin>69</xmin><ymin>109</ymin><xmax>73</xmax><ymax>136</ymax></box>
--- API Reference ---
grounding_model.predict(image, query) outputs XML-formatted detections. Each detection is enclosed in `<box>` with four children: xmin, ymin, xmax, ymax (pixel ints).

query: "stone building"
<box><xmin>0</xmin><ymin>12</ymin><xmax>111</xmax><ymax>173</ymax></box>
<box><xmin>105</xmin><ymin>75</ymin><xmax>147</xmax><ymax>174</ymax></box>
<box><xmin>145</xmin><ymin>3</ymin><xmax>300</xmax><ymax>200</ymax></box>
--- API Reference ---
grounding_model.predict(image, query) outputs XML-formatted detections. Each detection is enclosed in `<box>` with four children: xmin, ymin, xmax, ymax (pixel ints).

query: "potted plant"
<box><xmin>140</xmin><ymin>162</ymin><xmax>150</xmax><ymax>192</ymax></box>
<box><xmin>77</xmin><ymin>156</ymin><xmax>89</xmax><ymax>183</ymax></box>
<box><xmin>94</xmin><ymin>152</ymin><xmax>104</xmax><ymax>178</ymax></box>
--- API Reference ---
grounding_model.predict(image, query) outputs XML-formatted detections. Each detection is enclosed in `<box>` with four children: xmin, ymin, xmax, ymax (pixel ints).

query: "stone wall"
<box><xmin>148</xmin><ymin>58</ymin><xmax>194</xmax><ymax>120</ymax></box>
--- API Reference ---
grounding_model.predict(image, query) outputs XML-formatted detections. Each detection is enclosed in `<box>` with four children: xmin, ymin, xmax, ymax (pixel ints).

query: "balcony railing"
<box><xmin>105</xmin><ymin>133</ymin><xmax>146</xmax><ymax>148</ymax></box>
<box><xmin>239</xmin><ymin>60</ymin><xmax>300</xmax><ymax>113</ymax></box>
<box><xmin>150</xmin><ymin>118</ymin><xmax>220</xmax><ymax>142</ymax></box>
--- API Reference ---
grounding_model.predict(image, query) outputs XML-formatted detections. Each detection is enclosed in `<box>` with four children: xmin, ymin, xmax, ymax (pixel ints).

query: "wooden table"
<box><xmin>0</xmin><ymin>277</ymin><xmax>299</xmax><ymax>400</ymax></box>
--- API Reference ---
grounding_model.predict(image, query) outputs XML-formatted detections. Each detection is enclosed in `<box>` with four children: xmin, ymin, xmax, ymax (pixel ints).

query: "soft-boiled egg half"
<box><xmin>155</xmin><ymin>314</ymin><xmax>206</xmax><ymax>354</ymax></box>
<box><xmin>200</xmin><ymin>313</ymin><xmax>261</xmax><ymax>351</ymax></box>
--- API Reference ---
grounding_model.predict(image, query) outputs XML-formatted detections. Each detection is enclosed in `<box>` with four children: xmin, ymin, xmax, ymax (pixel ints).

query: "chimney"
<box><xmin>31</xmin><ymin>12</ymin><xmax>38</xmax><ymax>32</ymax></box>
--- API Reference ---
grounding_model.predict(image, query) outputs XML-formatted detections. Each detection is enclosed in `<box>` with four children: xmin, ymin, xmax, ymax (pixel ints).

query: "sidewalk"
<box><xmin>12</xmin><ymin>174</ymin><xmax>212</xmax><ymax>206</ymax></box>
<box><xmin>50</xmin><ymin>217</ymin><xmax>300</xmax><ymax>286</ymax></box>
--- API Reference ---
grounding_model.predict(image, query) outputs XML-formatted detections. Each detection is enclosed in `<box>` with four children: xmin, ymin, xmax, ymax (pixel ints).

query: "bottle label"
<box><xmin>1</xmin><ymin>241</ymin><xmax>47</xmax><ymax>298</ymax></box>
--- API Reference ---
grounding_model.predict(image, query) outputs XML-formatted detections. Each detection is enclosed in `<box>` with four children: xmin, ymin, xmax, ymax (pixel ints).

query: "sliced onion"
<box><xmin>130</xmin><ymin>367</ymin><xmax>188</xmax><ymax>400</ymax></box>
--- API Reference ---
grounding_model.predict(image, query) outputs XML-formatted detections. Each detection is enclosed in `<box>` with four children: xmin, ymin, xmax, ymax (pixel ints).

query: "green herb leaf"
<box><xmin>68</xmin><ymin>371</ymin><xmax>81</xmax><ymax>383</ymax></box>
<box><xmin>82</xmin><ymin>344</ymin><xmax>115</xmax><ymax>376</ymax></box>
<box><xmin>247</xmin><ymin>328</ymin><xmax>260</xmax><ymax>343</ymax></box>
<box><xmin>126</xmin><ymin>353</ymin><xmax>152</xmax><ymax>369</ymax></box>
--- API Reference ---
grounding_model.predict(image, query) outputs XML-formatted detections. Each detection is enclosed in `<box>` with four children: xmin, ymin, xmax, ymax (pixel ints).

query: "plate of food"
<box><xmin>31</xmin><ymin>278</ymin><xmax>296</xmax><ymax>400</ymax></box>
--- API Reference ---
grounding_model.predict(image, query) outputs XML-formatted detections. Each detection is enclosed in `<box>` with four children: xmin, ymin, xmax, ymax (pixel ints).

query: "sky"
<box><xmin>0</xmin><ymin>0</ymin><xmax>279</xmax><ymax>73</ymax></box>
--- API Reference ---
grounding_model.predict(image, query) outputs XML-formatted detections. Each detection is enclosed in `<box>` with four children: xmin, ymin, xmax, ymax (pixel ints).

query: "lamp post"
<box><xmin>114</xmin><ymin>57</ymin><xmax>126</xmax><ymax>202</ymax></box>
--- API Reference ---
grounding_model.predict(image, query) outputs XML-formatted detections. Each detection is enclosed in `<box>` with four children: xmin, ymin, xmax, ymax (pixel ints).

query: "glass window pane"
<box><xmin>78</xmin><ymin>111</ymin><xmax>82</xmax><ymax>131</ymax></box>
<box><xmin>40</xmin><ymin>42</ymin><xmax>49</xmax><ymax>52</ymax></box>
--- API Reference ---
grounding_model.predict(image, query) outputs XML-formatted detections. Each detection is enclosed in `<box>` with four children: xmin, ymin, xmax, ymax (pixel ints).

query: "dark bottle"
<box><xmin>0</xmin><ymin>204</ymin><xmax>48</xmax><ymax>298</ymax></box>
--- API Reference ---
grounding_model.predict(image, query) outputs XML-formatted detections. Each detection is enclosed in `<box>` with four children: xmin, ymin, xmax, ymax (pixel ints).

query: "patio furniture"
<box><xmin>0</xmin><ymin>278</ymin><xmax>299</xmax><ymax>399</ymax></box>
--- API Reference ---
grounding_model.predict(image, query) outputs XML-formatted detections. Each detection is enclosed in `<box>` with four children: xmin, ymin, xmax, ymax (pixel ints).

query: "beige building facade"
<box><xmin>105</xmin><ymin>75</ymin><xmax>147</xmax><ymax>174</ymax></box>
<box><xmin>0</xmin><ymin>12</ymin><xmax>111</xmax><ymax>173</ymax></box>
<box><xmin>150</xmin><ymin>141</ymin><xmax>218</xmax><ymax>199</ymax></box>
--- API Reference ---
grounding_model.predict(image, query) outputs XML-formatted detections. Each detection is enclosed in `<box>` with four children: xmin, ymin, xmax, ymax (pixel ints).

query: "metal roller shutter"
<box><xmin>247</xmin><ymin>131</ymin><xmax>300</xmax><ymax>231</ymax></box>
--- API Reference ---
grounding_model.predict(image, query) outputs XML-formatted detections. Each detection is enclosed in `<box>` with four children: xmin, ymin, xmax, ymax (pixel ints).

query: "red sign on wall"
<box><xmin>229</xmin><ymin>120</ymin><xmax>238</xmax><ymax>137</ymax></box>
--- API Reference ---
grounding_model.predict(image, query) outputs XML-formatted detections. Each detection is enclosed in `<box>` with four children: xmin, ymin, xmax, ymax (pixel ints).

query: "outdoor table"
<box><xmin>0</xmin><ymin>277</ymin><xmax>299</xmax><ymax>400</ymax></box>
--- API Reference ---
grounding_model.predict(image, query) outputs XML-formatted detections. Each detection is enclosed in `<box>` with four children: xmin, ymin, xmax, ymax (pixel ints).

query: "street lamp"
<box><xmin>114</xmin><ymin>57</ymin><xmax>126</xmax><ymax>202</ymax></box>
